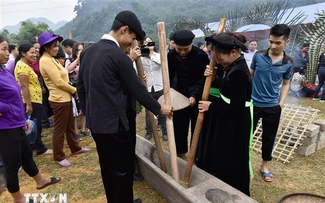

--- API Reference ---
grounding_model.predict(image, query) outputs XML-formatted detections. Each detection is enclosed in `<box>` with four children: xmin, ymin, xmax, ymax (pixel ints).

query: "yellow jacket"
<box><xmin>40</xmin><ymin>52</ymin><xmax>76</xmax><ymax>102</ymax></box>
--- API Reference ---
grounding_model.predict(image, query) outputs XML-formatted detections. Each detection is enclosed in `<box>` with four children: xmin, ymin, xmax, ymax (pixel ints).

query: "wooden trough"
<box><xmin>135</xmin><ymin>135</ymin><xmax>258</xmax><ymax>203</ymax></box>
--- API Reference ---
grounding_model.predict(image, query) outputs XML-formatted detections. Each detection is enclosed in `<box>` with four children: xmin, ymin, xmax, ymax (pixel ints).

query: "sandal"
<box><xmin>56</xmin><ymin>159</ymin><xmax>71</xmax><ymax>167</ymax></box>
<box><xmin>37</xmin><ymin>177</ymin><xmax>61</xmax><ymax>190</ymax></box>
<box><xmin>261</xmin><ymin>171</ymin><xmax>273</xmax><ymax>182</ymax></box>
<box><xmin>73</xmin><ymin>147</ymin><xmax>90</xmax><ymax>155</ymax></box>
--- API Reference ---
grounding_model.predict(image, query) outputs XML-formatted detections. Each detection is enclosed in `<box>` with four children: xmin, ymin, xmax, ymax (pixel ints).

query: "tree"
<box><xmin>226</xmin><ymin>0</ymin><xmax>306</xmax><ymax>31</ymax></box>
<box><xmin>0</xmin><ymin>29</ymin><xmax>18</xmax><ymax>44</ymax></box>
<box><xmin>0</xmin><ymin>29</ymin><xmax>10</xmax><ymax>40</ymax></box>
<box><xmin>299</xmin><ymin>11</ymin><xmax>325</xmax><ymax>83</ymax></box>
<box><xmin>173</xmin><ymin>18</ymin><xmax>213</xmax><ymax>37</ymax></box>
<box><xmin>10</xmin><ymin>20</ymin><xmax>53</xmax><ymax>44</ymax></box>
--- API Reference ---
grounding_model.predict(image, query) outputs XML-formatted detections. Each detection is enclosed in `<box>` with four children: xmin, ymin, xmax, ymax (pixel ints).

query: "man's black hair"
<box><xmin>30</xmin><ymin>39</ymin><xmax>38</xmax><ymax>45</ymax></box>
<box><xmin>302</xmin><ymin>43</ymin><xmax>310</xmax><ymax>48</ymax></box>
<box><xmin>9</xmin><ymin>45</ymin><xmax>16</xmax><ymax>53</ymax></box>
<box><xmin>197</xmin><ymin>41</ymin><xmax>204</xmax><ymax>47</ymax></box>
<box><xmin>270</xmin><ymin>24</ymin><xmax>291</xmax><ymax>40</ymax></box>
<box><xmin>62</xmin><ymin>39</ymin><xmax>75</xmax><ymax>48</ymax></box>
<box><xmin>169</xmin><ymin>32</ymin><xmax>174</xmax><ymax>41</ymax></box>
<box><xmin>110</xmin><ymin>20</ymin><xmax>135</xmax><ymax>35</ymax></box>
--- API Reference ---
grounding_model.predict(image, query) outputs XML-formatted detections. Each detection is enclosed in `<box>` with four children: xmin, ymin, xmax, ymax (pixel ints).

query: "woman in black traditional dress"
<box><xmin>196</xmin><ymin>32</ymin><xmax>252</xmax><ymax>196</ymax></box>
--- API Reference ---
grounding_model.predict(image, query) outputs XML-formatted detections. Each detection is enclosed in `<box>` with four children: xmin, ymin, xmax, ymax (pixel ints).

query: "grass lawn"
<box><xmin>0</xmin><ymin>95</ymin><xmax>324</xmax><ymax>203</ymax></box>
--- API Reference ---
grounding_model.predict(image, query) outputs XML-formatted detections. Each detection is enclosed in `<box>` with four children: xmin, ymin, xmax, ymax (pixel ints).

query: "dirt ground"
<box><xmin>0</xmin><ymin>95</ymin><xmax>324</xmax><ymax>203</ymax></box>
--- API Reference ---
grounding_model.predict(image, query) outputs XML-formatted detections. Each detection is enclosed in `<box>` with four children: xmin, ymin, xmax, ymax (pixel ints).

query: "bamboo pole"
<box><xmin>69</xmin><ymin>30</ymin><xmax>73</xmax><ymax>39</ymax></box>
<box><xmin>132</xmin><ymin>40</ymin><xmax>167</xmax><ymax>173</ymax></box>
<box><xmin>157</xmin><ymin>22</ymin><xmax>179</xmax><ymax>182</ymax></box>
<box><xmin>184</xmin><ymin>18</ymin><xmax>226</xmax><ymax>183</ymax></box>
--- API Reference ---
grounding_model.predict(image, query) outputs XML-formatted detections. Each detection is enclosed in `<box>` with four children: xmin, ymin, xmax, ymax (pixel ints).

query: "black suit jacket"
<box><xmin>77</xmin><ymin>39</ymin><xmax>160</xmax><ymax>134</ymax></box>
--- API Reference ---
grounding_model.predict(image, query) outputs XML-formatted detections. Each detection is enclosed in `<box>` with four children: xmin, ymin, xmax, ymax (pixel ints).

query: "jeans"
<box><xmin>25</xmin><ymin>103</ymin><xmax>48</xmax><ymax>155</ymax></box>
<box><xmin>313</xmin><ymin>66</ymin><xmax>325</xmax><ymax>100</ymax></box>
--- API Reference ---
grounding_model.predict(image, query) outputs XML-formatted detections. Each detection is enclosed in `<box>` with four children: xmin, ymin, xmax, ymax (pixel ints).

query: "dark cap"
<box><xmin>205</xmin><ymin>33</ymin><xmax>248</xmax><ymax>52</ymax></box>
<box><xmin>114</xmin><ymin>10</ymin><xmax>145</xmax><ymax>41</ymax></box>
<box><xmin>173</xmin><ymin>30</ymin><xmax>195</xmax><ymax>46</ymax></box>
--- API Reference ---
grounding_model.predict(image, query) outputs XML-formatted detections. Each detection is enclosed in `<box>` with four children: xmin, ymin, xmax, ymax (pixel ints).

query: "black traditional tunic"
<box><xmin>167</xmin><ymin>46</ymin><xmax>209</xmax><ymax>154</ymax></box>
<box><xmin>196</xmin><ymin>57</ymin><xmax>252</xmax><ymax>196</ymax></box>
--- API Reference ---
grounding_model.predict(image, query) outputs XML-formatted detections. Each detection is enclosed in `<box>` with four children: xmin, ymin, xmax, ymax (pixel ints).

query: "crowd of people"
<box><xmin>0</xmin><ymin>9</ymin><xmax>324</xmax><ymax>203</ymax></box>
<box><xmin>0</xmin><ymin>31</ymin><xmax>92</xmax><ymax>202</ymax></box>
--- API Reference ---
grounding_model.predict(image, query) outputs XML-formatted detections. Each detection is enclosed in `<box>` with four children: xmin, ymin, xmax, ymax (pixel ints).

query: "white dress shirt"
<box><xmin>243</xmin><ymin>50</ymin><xmax>257</xmax><ymax>68</ymax></box>
<box><xmin>141</xmin><ymin>52</ymin><xmax>163</xmax><ymax>92</ymax></box>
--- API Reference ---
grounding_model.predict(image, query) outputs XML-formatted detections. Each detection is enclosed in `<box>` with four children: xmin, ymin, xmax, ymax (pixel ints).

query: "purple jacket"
<box><xmin>0</xmin><ymin>65</ymin><xmax>26</xmax><ymax>130</ymax></box>
<box><xmin>4</xmin><ymin>60</ymin><xmax>15</xmax><ymax>75</ymax></box>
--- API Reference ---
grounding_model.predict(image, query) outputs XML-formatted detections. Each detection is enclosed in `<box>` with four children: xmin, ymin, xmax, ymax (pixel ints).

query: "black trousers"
<box><xmin>173</xmin><ymin>105</ymin><xmax>198</xmax><ymax>154</ymax></box>
<box><xmin>25</xmin><ymin>103</ymin><xmax>47</xmax><ymax>155</ymax></box>
<box><xmin>253</xmin><ymin>105</ymin><xmax>282</xmax><ymax>161</ymax></box>
<box><xmin>145</xmin><ymin>90</ymin><xmax>167</xmax><ymax>135</ymax></box>
<box><xmin>0</xmin><ymin>127</ymin><xmax>39</xmax><ymax>193</ymax></box>
<box><xmin>41</xmin><ymin>85</ymin><xmax>53</xmax><ymax>127</ymax></box>
<box><xmin>92</xmin><ymin>120</ymin><xmax>135</xmax><ymax>203</ymax></box>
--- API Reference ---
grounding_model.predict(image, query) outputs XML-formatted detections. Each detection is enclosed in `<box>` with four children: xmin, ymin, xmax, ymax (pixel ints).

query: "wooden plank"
<box><xmin>136</xmin><ymin>135</ymin><xmax>258</xmax><ymax>203</ymax></box>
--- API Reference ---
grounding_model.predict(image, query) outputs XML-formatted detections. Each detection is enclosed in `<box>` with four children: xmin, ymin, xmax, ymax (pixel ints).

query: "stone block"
<box><xmin>316</xmin><ymin>139</ymin><xmax>325</xmax><ymax>151</ymax></box>
<box><xmin>313</xmin><ymin>119</ymin><xmax>325</xmax><ymax>131</ymax></box>
<box><xmin>317</xmin><ymin>131</ymin><xmax>325</xmax><ymax>141</ymax></box>
<box><xmin>302</xmin><ymin>124</ymin><xmax>320</xmax><ymax>137</ymax></box>
<box><xmin>300</xmin><ymin>134</ymin><xmax>317</xmax><ymax>146</ymax></box>
<box><xmin>296</xmin><ymin>143</ymin><xmax>316</xmax><ymax>156</ymax></box>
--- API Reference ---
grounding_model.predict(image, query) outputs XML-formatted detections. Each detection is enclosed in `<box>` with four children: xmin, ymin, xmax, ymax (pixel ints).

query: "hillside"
<box><xmin>1</xmin><ymin>17</ymin><xmax>67</xmax><ymax>33</ymax></box>
<box><xmin>55</xmin><ymin>0</ymin><xmax>325</xmax><ymax>42</ymax></box>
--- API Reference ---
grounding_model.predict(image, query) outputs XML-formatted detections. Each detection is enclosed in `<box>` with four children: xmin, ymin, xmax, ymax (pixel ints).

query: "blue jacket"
<box><xmin>293</xmin><ymin>49</ymin><xmax>309</xmax><ymax>68</ymax></box>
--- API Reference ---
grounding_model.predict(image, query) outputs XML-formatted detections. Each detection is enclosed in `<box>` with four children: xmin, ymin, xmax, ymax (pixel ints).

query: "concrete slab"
<box><xmin>296</xmin><ymin>143</ymin><xmax>316</xmax><ymax>156</ymax></box>
<box><xmin>317</xmin><ymin>131</ymin><xmax>325</xmax><ymax>141</ymax></box>
<box><xmin>316</xmin><ymin>139</ymin><xmax>325</xmax><ymax>151</ymax></box>
<box><xmin>302</xmin><ymin>124</ymin><xmax>320</xmax><ymax>137</ymax></box>
<box><xmin>300</xmin><ymin>134</ymin><xmax>317</xmax><ymax>146</ymax></box>
<box><xmin>313</xmin><ymin>119</ymin><xmax>325</xmax><ymax>131</ymax></box>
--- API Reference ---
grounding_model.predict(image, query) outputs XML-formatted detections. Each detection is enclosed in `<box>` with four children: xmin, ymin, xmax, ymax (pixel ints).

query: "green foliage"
<box><xmin>300</xmin><ymin>11</ymin><xmax>325</xmax><ymax>83</ymax></box>
<box><xmin>0</xmin><ymin>29</ymin><xmax>11</xmax><ymax>41</ymax></box>
<box><xmin>5</xmin><ymin>20</ymin><xmax>53</xmax><ymax>45</ymax></box>
<box><xmin>136</xmin><ymin>101</ymin><xmax>143</xmax><ymax>114</ymax></box>
<box><xmin>54</xmin><ymin>0</ymin><xmax>324</xmax><ymax>45</ymax></box>
<box><xmin>56</xmin><ymin>0</ymin><xmax>225</xmax><ymax>41</ymax></box>
<box><xmin>226</xmin><ymin>0</ymin><xmax>307</xmax><ymax>31</ymax></box>
<box><xmin>173</xmin><ymin>18</ymin><xmax>213</xmax><ymax>36</ymax></box>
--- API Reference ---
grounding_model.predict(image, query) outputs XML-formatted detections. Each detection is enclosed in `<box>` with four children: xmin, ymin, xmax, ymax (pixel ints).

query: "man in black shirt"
<box><xmin>77</xmin><ymin>10</ymin><xmax>172</xmax><ymax>203</ymax></box>
<box><xmin>167</xmin><ymin>30</ymin><xmax>209</xmax><ymax>155</ymax></box>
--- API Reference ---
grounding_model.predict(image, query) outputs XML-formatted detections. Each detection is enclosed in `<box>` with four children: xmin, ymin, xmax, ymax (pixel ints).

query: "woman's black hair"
<box><xmin>71</xmin><ymin>42</ymin><xmax>84</xmax><ymax>60</ymax></box>
<box><xmin>15</xmin><ymin>43</ymin><xmax>34</xmax><ymax>66</ymax></box>
<box><xmin>299</xmin><ymin>67</ymin><xmax>305</xmax><ymax>75</ymax></box>
<box><xmin>0</xmin><ymin>35</ymin><xmax>5</xmax><ymax>43</ymax></box>
<box><xmin>54</xmin><ymin>46</ymin><xmax>66</xmax><ymax>59</ymax></box>
<box><xmin>39</xmin><ymin>39</ymin><xmax>59</xmax><ymax>57</ymax></box>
